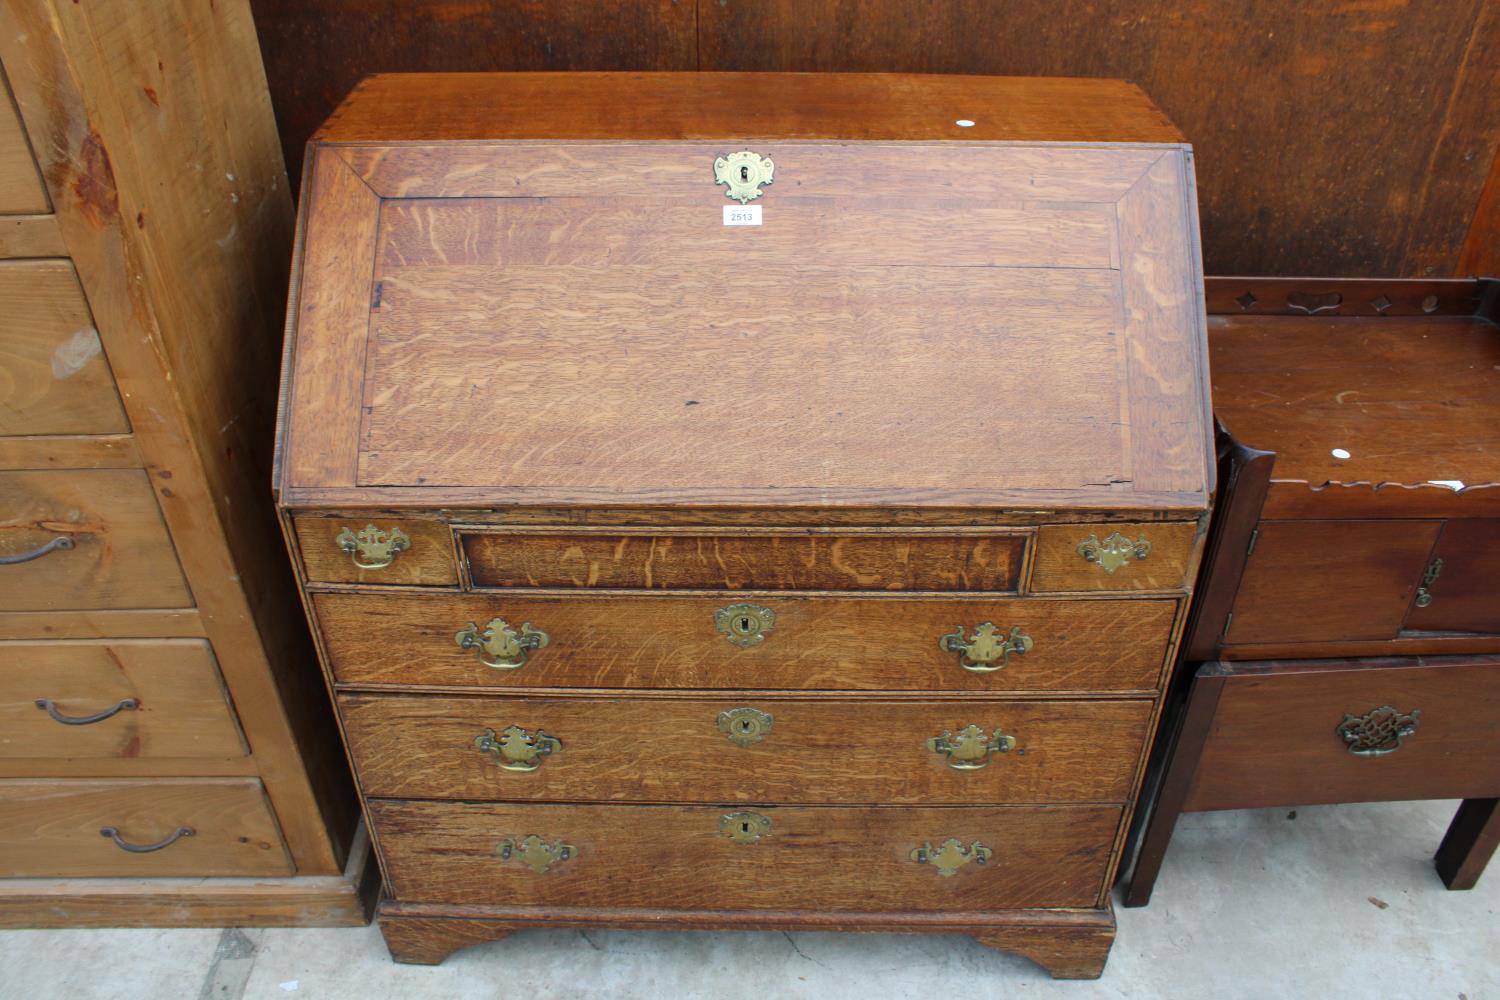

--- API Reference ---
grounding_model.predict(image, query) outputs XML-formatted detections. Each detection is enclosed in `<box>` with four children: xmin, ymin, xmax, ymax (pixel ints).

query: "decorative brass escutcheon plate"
<box><xmin>713</xmin><ymin>150</ymin><xmax>775</xmax><ymax>204</ymax></box>
<box><xmin>939</xmin><ymin>623</ymin><xmax>1033</xmax><ymax>672</ymax></box>
<box><xmin>1338</xmin><ymin>705</ymin><xmax>1420</xmax><ymax>757</ymax></box>
<box><xmin>719</xmin><ymin>811</ymin><xmax>772</xmax><ymax>844</ymax></box>
<box><xmin>1076</xmin><ymin>532</ymin><xmax>1152</xmax><ymax>575</ymax></box>
<box><xmin>455</xmin><ymin>617</ymin><xmax>549</xmax><ymax>670</ymax></box>
<box><xmin>717</xmin><ymin>707</ymin><xmax>774</xmax><ymax>747</ymax></box>
<box><xmin>716</xmin><ymin>603</ymin><xmax>775</xmax><ymax>648</ymax></box>
<box><xmin>475</xmin><ymin>725</ymin><xmax>562</xmax><ymax>772</ymax></box>
<box><xmin>928</xmin><ymin>724</ymin><xmax>1017</xmax><ymax>770</ymax></box>
<box><xmin>497</xmin><ymin>835</ymin><xmax>575</xmax><ymax>874</ymax></box>
<box><xmin>335</xmin><ymin>524</ymin><xmax>410</xmax><ymax>570</ymax></box>
<box><xmin>910</xmin><ymin>838</ymin><xmax>993</xmax><ymax>877</ymax></box>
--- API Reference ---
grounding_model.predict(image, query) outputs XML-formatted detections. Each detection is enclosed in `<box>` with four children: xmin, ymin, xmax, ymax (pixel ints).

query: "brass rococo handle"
<box><xmin>456</xmin><ymin>617</ymin><xmax>549</xmax><ymax>670</ymax></box>
<box><xmin>939</xmin><ymin>623</ymin><xmax>1033</xmax><ymax>672</ymax></box>
<box><xmin>1077</xmin><ymin>532</ymin><xmax>1152</xmax><ymax>575</ymax></box>
<box><xmin>1338</xmin><ymin>705</ymin><xmax>1420</xmax><ymax>757</ymax></box>
<box><xmin>910</xmin><ymin>838</ymin><xmax>992</xmax><ymax>877</ymax></box>
<box><xmin>36</xmin><ymin>697</ymin><xmax>138</xmax><ymax>726</ymax></box>
<box><xmin>928</xmin><ymin>724</ymin><xmax>1016</xmax><ymax>770</ymax></box>
<box><xmin>335</xmin><ymin>524</ymin><xmax>410</xmax><ymax>570</ymax></box>
<box><xmin>475</xmin><ymin>725</ymin><xmax>562</xmax><ymax>772</ymax></box>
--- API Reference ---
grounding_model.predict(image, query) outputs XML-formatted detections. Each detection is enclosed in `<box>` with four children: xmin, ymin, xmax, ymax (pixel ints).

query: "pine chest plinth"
<box><xmin>274</xmin><ymin>72</ymin><xmax>1214</xmax><ymax>980</ymax></box>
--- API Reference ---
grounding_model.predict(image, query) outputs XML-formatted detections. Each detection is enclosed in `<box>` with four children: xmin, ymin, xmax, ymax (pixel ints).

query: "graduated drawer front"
<box><xmin>0</xmin><ymin>640</ymin><xmax>246</xmax><ymax>760</ymax></box>
<box><xmin>339</xmin><ymin>694</ymin><xmax>1153</xmax><ymax>804</ymax></box>
<box><xmin>370</xmin><ymin>800</ymin><xmax>1121</xmax><ymax>911</ymax></box>
<box><xmin>0</xmin><ymin>778</ymin><xmax>293</xmax><ymax>877</ymax></box>
<box><xmin>1029</xmin><ymin>521</ymin><xmax>1198</xmax><ymax>593</ymax></box>
<box><xmin>0</xmin><ymin>469</ymin><xmax>191</xmax><ymax>611</ymax></box>
<box><xmin>1185</xmin><ymin>656</ymin><xmax>1500</xmax><ymax>811</ymax></box>
<box><xmin>315</xmin><ymin>592</ymin><xmax>1177</xmax><ymax>693</ymax></box>
<box><xmin>294</xmin><ymin>516</ymin><xmax>458</xmax><ymax>587</ymax></box>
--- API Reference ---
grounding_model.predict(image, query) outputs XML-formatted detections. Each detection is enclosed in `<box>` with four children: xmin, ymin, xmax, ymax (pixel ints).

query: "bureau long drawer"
<box><xmin>370</xmin><ymin>800</ymin><xmax>1120</xmax><ymax>911</ymax></box>
<box><xmin>314</xmin><ymin>592</ymin><xmax>1176</xmax><ymax>693</ymax></box>
<box><xmin>340</xmin><ymin>693</ymin><xmax>1153</xmax><ymax>804</ymax></box>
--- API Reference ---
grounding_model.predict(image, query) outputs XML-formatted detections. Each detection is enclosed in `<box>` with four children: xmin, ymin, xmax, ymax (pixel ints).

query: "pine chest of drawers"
<box><xmin>275</xmin><ymin>72</ymin><xmax>1214</xmax><ymax>979</ymax></box>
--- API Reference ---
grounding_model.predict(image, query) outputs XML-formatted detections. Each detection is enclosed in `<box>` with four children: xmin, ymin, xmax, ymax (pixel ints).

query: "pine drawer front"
<box><xmin>0</xmin><ymin>261</ymin><xmax>129</xmax><ymax>436</ymax></box>
<box><xmin>340</xmin><ymin>694</ymin><xmax>1152</xmax><ymax>805</ymax></box>
<box><xmin>294</xmin><ymin>516</ymin><xmax>457</xmax><ymax>586</ymax></box>
<box><xmin>1184</xmin><ymin>657</ymin><xmax>1500</xmax><ymax>811</ymax></box>
<box><xmin>314</xmin><ymin>592</ymin><xmax>1177</xmax><ymax>693</ymax></box>
<box><xmin>0</xmin><ymin>78</ymin><xmax>47</xmax><ymax>215</ymax></box>
<box><xmin>0</xmin><ymin>469</ymin><xmax>191</xmax><ymax>611</ymax></box>
<box><xmin>459</xmin><ymin>528</ymin><xmax>1027</xmax><ymax>592</ymax></box>
<box><xmin>0</xmin><ymin>640</ymin><xmax>246</xmax><ymax>760</ymax></box>
<box><xmin>1029</xmin><ymin>522</ymin><xmax>1198</xmax><ymax>593</ymax></box>
<box><xmin>0</xmin><ymin>778</ymin><xmax>293</xmax><ymax>877</ymax></box>
<box><xmin>369</xmin><ymin>800</ymin><xmax>1121</xmax><ymax>911</ymax></box>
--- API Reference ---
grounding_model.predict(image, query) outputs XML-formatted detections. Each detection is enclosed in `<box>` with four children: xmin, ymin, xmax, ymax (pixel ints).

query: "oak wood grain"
<box><xmin>1029</xmin><ymin>521</ymin><xmax>1197</xmax><ymax>593</ymax></box>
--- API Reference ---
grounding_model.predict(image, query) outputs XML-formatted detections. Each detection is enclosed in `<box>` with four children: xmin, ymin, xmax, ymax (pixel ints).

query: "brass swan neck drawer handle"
<box><xmin>1077</xmin><ymin>532</ymin><xmax>1152</xmax><ymax>575</ymax></box>
<box><xmin>35</xmin><ymin>698</ymin><xmax>138</xmax><ymax>726</ymax></box>
<box><xmin>911</xmin><ymin>838</ymin><xmax>992</xmax><ymax>877</ymax></box>
<box><xmin>0</xmin><ymin>535</ymin><xmax>75</xmax><ymax>565</ymax></box>
<box><xmin>1338</xmin><ymin>705</ymin><xmax>1420</xmax><ymax>757</ymax></box>
<box><xmin>928</xmin><ymin>725</ymin><xmax>1016</xmax><ymax>769</ymax></box>
<box><xmin>335</xmin><ymin>524</ymin><xmax>410</xmax><ymax>570</ymax></box>
<box><xmin>475</xmin><ymin>725</ymin><xmax>561</xmax><ymax>771</ymax></box>
<box><xmin>100</xmin><ymin>826</ymin><xmax>194</xmax><ymax>854</ymax></box>
<box><xmin>456</xmin><ymin>617</ymin><xmax>549</xmax><ymax>670</ymax></box>
<box><xmin>940</xmin><ymin>623</ymin><xmax>1033</xmax><ymax>672</ymax></box>
<box><xmin>497</xmin><ymin>835</ymin><xmax>576</xmax><ymax>874</ymax></box>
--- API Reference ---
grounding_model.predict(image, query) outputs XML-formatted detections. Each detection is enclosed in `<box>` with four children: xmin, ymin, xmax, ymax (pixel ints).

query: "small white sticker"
<box><xmin>723</xmin><ymin>205</ymin><xmax>762</xmax><ymax>226</ymax></box>
<box><xmin>1331</xmin><ymin>448</ymin><xmax>1351</xmax><ymax>460</ymax></box>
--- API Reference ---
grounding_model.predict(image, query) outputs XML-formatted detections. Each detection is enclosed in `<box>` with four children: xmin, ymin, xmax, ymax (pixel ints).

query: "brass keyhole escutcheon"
<box><xmin>713</xmin><ymin>150</ymin><xmax>775</xmax><ymax>204</ymax></box>
<box><xmin>717</xmin><ymin>707</ymin><xmax>774</xmax><ymax>747</ymax></box>
<box><xmin>715</xmin><ymin>603</ymin><xmax>775</xmax><ymax>648</ymax></box>
<box><xmin>719</xmin><ymin>811</ymin><xmax>771</xmax><ymax>844</ymax></box>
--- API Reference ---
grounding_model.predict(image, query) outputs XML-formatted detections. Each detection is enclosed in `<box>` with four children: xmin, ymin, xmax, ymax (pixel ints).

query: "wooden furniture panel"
<box><xmin>1404</xmin><ymin>519</ymin><xmax>1500</xmax><ymax>635</ymax></box>
<box><xmin>0</xmin><ymin>469</ymin><xmax>191</xmax><ymax>611</ymax></box>
<box><xmin>294</xmin><ymin>516</ymin><xmax>457</xmax><ymax>586</ymax></box>
<box><xmin>0</xmin><ymin>66</ymin><xmax>45</xmax><ymax>214</ymax></box>
<box><xmin>0</xmin><ymin>778</ymin><xmax>292</xmax><ymax>877</ymax></box>
<box><xmin>1029</xmin><ymin>521</ymin><xmax>1197</xmax><ymax>593</ymax></box>
<box><xmin>370</xmin><ymin>800</ymin><xmax>1121</xmax><ymax>911</ymax></box>
<box><xmin>0</xmin><ymin>261</ymin><xmax>128</xmax><ymax>436</ymax></box>
<box><xmin>461</xmin><ymin>528</ymin><xmax>1026</xmax><ymax>592</ymax></box>
<box><xmin>339</xmin><ymin>694</ymin><xmax>1152</xmax><ymax>805</ymax></box>
<box><xmin>0</xmin><ymin>640</ymin><xmax>245</xmax><ymax>760</ymax></box>
<box><xmin>314</xmin><ymin>591</ymin><xmax>1177</xmax><ymax>693</ymax></box>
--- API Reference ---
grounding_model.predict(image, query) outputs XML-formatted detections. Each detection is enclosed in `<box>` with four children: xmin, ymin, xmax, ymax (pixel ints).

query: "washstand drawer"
<box><xmin>0</xmin><ymin>469</ymin><xmax>191</xmax><ymax>611</ymax></box>
<box><xmin>315</xmin><ymin>592</ymin><xmax>1177</xmax><ymax>693</ymax></box>
<box><xmin>293</xmin><ymin>516</ymin><xmax>457</xmax><ymax>586</ymax></box>
<box><xmin>1185</xmin><ymin>655</ymin><xmax>1500</xmax><ymax>811</ymax></box>
<box><xmin>0</xmin><ymin>640</ymin><xmax>246</xmax><ymax>760</ymax></box>
<box><xmin>1029</xmin><ymin>521</ymin><xmax>1198</xmax><ymax>593</ymax></box>
<box><xmin>0</xmin><ymin>778</ymin><xmax>293</xmax><ymax>877</ymax></box>
<box><xmin>339</xmin><ymin>693</ymin><xmax>1153</xmax><ymax>804</ymax></box>
<box><xmin>369</xmin><ymin>800</ymin><xmax>1121</xmax><ymax>911</ymax></box>
<box><xmin>459</xmin><ymin>527</ymin><xmax>1027</xmax><ymax>592</ymax></box>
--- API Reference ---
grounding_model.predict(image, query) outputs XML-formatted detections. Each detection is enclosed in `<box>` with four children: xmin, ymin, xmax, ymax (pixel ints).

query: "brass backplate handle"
<box><xmin>1338</xmin><ymin>706</ymin><xmax>1420</xmax><ymax>757</ymax></box>
<box><xmin>456</xmin><ymin>617</ymin><xmax>549</xmax><ymax>670</ymax></box>
<box><xmin>335</xmin><ymin>524</ymin><xmax>410</xmax><ymax>570</ymax></box>
<box><xmin>497</xmin><ymin>835</ymin><xmax>575</xmax><ymax>874</ymax></box>
<box><xmin>719</xmin><ymin>811</ymin><xmax>771</xmax><ymax>844</ymax></box>
<box><xmin>1077</xmin><ymin>532</ymin><xmax>1152</xmax><ymax>575</ymax></box>
<box><xmin>939</xmin><ymin>623</ymin><xmax>1033</xmax><ymax>672</ymax></box>
<box><xmin>928</xmin><ymin>725</ymin><xmax>1017</xmax><ymax>770</ymax></box>
<box><xmin>475</xmin><ymin>725</ymin><xmax>562</xmax><ymax>772</ymax></box>
<box><xmin>715</xmin><ymin>603</ymin><xmax>775</xmax><ymax>648</ymax></box>
<box><xmin>910</xmin><ymin>838</ymin><xmax>992</xmax><ymax>877</ymax></box>
<box><xmin>718</xmin><ymin>707</ymin><xmax>774</xmax><ymax>747</ymax></box>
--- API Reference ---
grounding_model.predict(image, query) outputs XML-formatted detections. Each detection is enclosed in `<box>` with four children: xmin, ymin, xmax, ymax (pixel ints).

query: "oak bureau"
<box><xmin>275</xmin><ymin>72</ymin><xmax>1214</xmax><ymax>979</ymax></box>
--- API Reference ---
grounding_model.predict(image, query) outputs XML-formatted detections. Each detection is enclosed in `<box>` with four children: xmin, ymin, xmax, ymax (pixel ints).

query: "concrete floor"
<box><xmin>2</xmin><ymin>800</ymin><xmax>1496</xmax><ymax>999</ymax></box>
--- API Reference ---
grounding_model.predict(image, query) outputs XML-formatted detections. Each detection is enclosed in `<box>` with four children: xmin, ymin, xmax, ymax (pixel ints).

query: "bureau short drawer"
<box><xmin>0</xmin><ymin>469</ymin><xmax>191</xmax><ymax>611</ymax></box>
<box><xmin>370</xmin><ymin>800</ymin><xmax>1120</xmax><ymax>911</ymax></box>
<box><xmin>459</xmin><ymin>527</ymin><xmax>1027</xmax><ymax>592</ymax></box>
<box><xmin>315</xmin><ymin>592</ymin><xmax>1177</xmax><ymax>693</ymax></box>
<box><xmin>1185</xmin><ymin>656</ymin><xmax>1500</xmax><ymax>811</ymax></box>
<box><xmin>0</xmin><ymin>640</ymin><xmax>246</xmax><ymax>760</ymax></box>
<box><xmin>0</xmin><ymin>778</ymin><xmax>293</xmax><ymax>877</ymax></box>
<box><xmin>1029</xmin><ymin>521</ymin><xmax>1198</xmax><ymax>593</ymax></box>
<box><xmin>294</xmin><ymin>516</ymin><xmax>457</xmax><ymax>586</ymax></box>
<box><xmin>339</xmin><ymin>693</ymin><xmax>1152</xmax><ymax>804</ymax></box>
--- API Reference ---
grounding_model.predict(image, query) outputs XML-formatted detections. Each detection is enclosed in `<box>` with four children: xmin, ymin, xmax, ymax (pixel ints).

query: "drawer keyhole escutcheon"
<box><xmin>1338</xmin><ymin>705</ymin><xmax>1420</xmax><ymax>757</ymax></box>
<box><xmin>456</xmin><ymin>617</ymin><xmax>550</xmax><ymax>670</ymax></box>
<box><xmin>910</xmin><ymin>838</ymin><xmax>992</xmax><ymax>877</ymax></box>
<box><xmin>940</xmin><ymin>623</ymin><xmax>1033</xmax><ymax>672</ymax></box>
<box><xmin>717</xmin><ymin>707</ymin><xmax>774</xmax><ymax>747</ymax></box>
<box><xmin>1076</xmin><ymin>532</ymin><xmax>1152</xmax><ymax>575</ymax></box>
<box><xmin>475</xmin><ymin>725</ymin><xmax>562</xmax><ymax>771</ymax></box>
<box><xmin>715</xmin><ymin>603</ymin><xmax>775</xmax><ymax>648</ymax></box>
<box><xmin>713</xmin><ymin>150</ymin><xmax>775</xmax><ymax>204</ymax></box>
<box><xmin>334</xmin><ymin>524</ymin><xmax>410</xmax><ymax>570</ymax></box>
<box><xmin>720</xmin><ymin>811</ymin><xmax>771</xmax><ymax>844</ymax></box>
<box><xmin>497</xmin><ymin>835</ymin><xmax>575</xmax><ymax>874</ymax></box>
<box><xmin>928</xmin><ymin>725</ymin><xmax>1017</xmax><ymax>769</ymax></box>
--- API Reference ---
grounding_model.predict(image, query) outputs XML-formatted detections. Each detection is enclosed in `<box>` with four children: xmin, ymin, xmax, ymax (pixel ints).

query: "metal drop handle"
<box><xmin>35</xmin><ymin>698</ymin><xmax>138</xmax><ymax>726</ymax></box>
<box><xmin>0</xmin><ymin>535</ymin><xmax>75</xmax><ymax>565</ymax></box>
<box><xmin>100</xmin><ymin>826</ymin><xmax>194</xmax><ymax>854</ymax></box>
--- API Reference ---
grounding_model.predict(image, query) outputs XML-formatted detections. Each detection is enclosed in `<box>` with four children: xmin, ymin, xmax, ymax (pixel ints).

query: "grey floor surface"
<box><xmin>1</xmin><ymin>800</ymin><xmax>1495</xmax><ymax>999</ymax></box>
